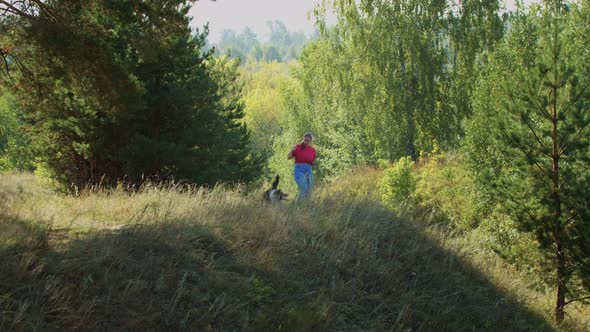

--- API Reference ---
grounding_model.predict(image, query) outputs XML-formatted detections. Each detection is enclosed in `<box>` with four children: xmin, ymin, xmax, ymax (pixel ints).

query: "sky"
<box><xmin>189</xmin><ymin>0</ymin><xmax>534</xmax><ymax>44</ymax></box>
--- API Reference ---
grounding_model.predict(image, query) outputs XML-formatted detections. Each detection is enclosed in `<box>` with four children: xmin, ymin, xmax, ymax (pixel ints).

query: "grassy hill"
<box><xmin>0</xmin><ymin>170</ymin><xmax>588</xmax><ymax>331</ymax></box>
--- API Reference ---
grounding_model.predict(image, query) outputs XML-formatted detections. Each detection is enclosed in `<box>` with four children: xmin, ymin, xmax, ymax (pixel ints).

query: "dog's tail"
<box><xmin>271</xmin><ymin>174</ymin><xmax>280</xmax><ymax>190</ymax></box>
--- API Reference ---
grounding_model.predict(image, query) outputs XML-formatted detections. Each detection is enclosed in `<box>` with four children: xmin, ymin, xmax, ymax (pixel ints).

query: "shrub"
<box><xmin>413</xmin><ymin>153</ymin><xmax>480</xmax><ymax>231</ymax></box>
<box><xmin>379</xmin><ymin>156</ymin><xmax>417</xmax><ymax>210</ymax></box>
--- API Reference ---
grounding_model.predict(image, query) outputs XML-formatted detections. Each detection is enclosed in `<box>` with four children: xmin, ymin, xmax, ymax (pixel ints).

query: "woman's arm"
<box><xmin>311</xmin><ymin>150</ymin><xmax>318</xmax><ymax>166</ymax></box>
<box><xmin>287</xmin><ymin>146</ymin><xmax>296</xmax><ymax>160</ymax></box>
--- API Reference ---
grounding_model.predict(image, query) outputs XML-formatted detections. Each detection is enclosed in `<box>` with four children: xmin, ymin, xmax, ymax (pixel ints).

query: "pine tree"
<box><xmin>0</xmin><ymin>0</ymin><xmax>261</xmax><ymax>187</ymax></box>
<box><xmin>497</xmin><ymin>1</ymin><xmax>590</xmax><ymax>322</ymax></box>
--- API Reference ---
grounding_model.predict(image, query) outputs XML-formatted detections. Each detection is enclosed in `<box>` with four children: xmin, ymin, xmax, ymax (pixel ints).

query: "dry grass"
<box><xmin>0</xmin><ymin>170</ymin><xmax>588</xmax><ymax>331</ymax></box>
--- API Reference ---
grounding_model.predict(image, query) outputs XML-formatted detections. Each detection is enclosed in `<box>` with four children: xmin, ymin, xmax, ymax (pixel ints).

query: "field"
<box><xmin>1</xmin><ymin>170</ymin><xmax>588</xmax><ymax>331</ymax></box>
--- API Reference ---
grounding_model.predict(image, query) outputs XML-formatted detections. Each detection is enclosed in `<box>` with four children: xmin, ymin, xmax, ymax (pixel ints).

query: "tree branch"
<box><xmin>565</xmin><ymin>295</ymin><xmax>590</xmax><ymax>305</ymax></box>
<box><xmin>535</xmin><ymin>72</ymin><xmax>554</xmax><ymax>120</ymax></box>
<box><xmin>500</xmin><ymin>130</ymin><xmax>547</xmax><ymax>176</ymax></box>
<box><xmin>0</xmin><ymin>0</ymin><xmax>59</xmax><ymax>21</ymax></box>
<box><xmin>491</xmin><ymin>178</ymin><xmax>543</xmax><ymax>226</ymax></box>
<box><xmin>556</xmin><ymin>81</ymin><xmax>590</xmax><ymax>157</ymax></box>
<box><xmin>558</xmin><ymin>125</ymin><xmax>589</xmax><ymax>157</ymax></box>
<box><xmin>559</xmin><ymin>80</ymin><xmax>590</xmax><ymax>118</ymax></box>
<box><xmin>0</xmin><ymin>0</ymin><xmax>36</xmax><ymax>19</ymax></box>
<box><xmin>0</xmin><ymin>6</ymin><xmax>20</xmax><ymax>16</ymax></box>
<box><xmin>28</xmin><ymin>0</ymin><xmax>59</xmax><ymax>21</ymax></box>
<box><xmin>0</xmin><ymin>48</ymin><xmax>14</xmax><ymax>81</ymax></box>
<box><xmin>508</xmin><ymin>88</ymin><xmax>552</xmax><ymax>159</ymax></box>
<box><xmin>520</xmin><ymin>112</ymin><xmax>552</xmax><ymax>158</ymax></box>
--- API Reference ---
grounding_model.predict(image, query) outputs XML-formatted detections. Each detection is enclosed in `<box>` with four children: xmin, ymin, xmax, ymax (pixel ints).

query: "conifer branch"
<box><xmin>533</xmin><ymin>81</ymin><xmax>553</xmax><ymax>120</ymax></box>
<box><xmin>556</xmin><ymin>80</ymin><xmax>590</xmax><ymax>156</ymax></box>
<box><xmin>508</xmin><ymin>88</ymin><xmax>552</xmax><ymax>159</ymax></box>
<box><xmin>520</xmin><ymin>111</ymin><xmax>552</xmax><ymax>158</ymax></box>
<box><xmin>535</xmin><ymin>100</ymin><xmax>553</xmax><ymax>121</ymax></box>
<box><xmin>558</xmin><ymin>81</ymin><xmax>590</xmax><ymax>118</ymax></box>
<box><xmin>500</xmin><ymin>130</ymin><xmax>547</xmax><ymax>175</ymax></box>
<box><xmin>558</xmin><ymin>125</ymin><xmax>590</xmax><ymax>157</ymax></box>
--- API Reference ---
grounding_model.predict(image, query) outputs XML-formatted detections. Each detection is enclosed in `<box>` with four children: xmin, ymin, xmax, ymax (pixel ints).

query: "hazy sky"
<box><xmin>189</xmin><ymin>0</ymin><xmax>533</xmax><ymax>43</ymax></box>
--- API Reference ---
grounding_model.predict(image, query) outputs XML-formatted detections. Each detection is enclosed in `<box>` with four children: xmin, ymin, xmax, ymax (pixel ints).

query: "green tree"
<box><xmin>380</xmin><ymin>156</ymin><xmax>417</xmax><ymax>209</ymax></box>
<box><xmin>287</xmin><ymin>39</ymin><xmax>376</xmax><ymax>177</ymax></box>
<box><xmin>202</xmin><ymin>55</ymin><xmax>263</xmax><ymax>184</ymax></box>
<box><xmin>467</xmin><ymin>2</ymin><xmax>590</xmax><ymax>322</ymax></box>
<box><xmin>463</xmin><ymin>6</ymin><xmax>538</xmax><ymax>215</ymax></box>
<box><xmin>446</xmin><ymin>0</ymin><xmax>505</xmax><ymax>134</ymax></box>
<box><xmin>0</xmin><ymin>92</ymin><xmax>35</xmax><ymax>171</ymax></box>
<box><xmin>240</xmin><ymin>61</ymin><xmax>289</xmax><ymax>160</ymax></box>
<box><xmin>277</xmin><ymin>0</ymin><xmax>502</xmax><ymax>179</ymax></box>
<box><xmin>0</xmin><ymin>0</ymin><xmax>260</xmax><ymax>187</ymax></box>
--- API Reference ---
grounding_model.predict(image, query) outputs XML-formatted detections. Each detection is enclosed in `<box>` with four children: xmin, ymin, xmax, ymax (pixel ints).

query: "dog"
<box><xmin>263</xmin><ymin>174</ymin><xmax>288</xmax><ymax>202</ymax></box>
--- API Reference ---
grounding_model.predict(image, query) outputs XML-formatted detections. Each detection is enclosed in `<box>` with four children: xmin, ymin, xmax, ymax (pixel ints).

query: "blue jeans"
<box><xmin>294</xmin><ymin>163</ymin><xmax>313</xmax><ymax>200</ymax></box>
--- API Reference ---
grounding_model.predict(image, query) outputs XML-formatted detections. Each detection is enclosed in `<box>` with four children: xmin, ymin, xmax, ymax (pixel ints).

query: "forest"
<box><xmin>1</xmin><ymin>0</ymin><xmax>589</xmax><ymax>330</ymax></box>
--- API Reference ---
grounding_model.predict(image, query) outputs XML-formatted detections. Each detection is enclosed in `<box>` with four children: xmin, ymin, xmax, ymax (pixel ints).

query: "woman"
<box><xmin>287</xmin><ymin>132</ymin><xmax>316</xmax><ymax>200</ymax></box>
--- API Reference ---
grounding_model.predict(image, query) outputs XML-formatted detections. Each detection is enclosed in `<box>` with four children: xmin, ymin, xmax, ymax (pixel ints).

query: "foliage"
<box><xmin>270</xmin><ymin>39</ymin><xmax>377</xmax><ymax>183</ymax></box>
<box><xmin>413</xmin><ymin>153</ymin><xmax>480</xmax><ymax>232</ymax></box>
<box><xmin>0</xmin><ymin>0</ymin><xmax>260</xmax><ymax>187</ymax></box>
<box><xmin>445</xmin><ymin>0</ymin><xmax>505</xmax><ymax>126</ymax></box>
<box><xmin>0</xmin><ymin>93</ymin><xmax>35</xmax><ymax>171</ymax></box>
<box><xmin>240</xmin><ymin>61</ymin><xmax>290</xmax><ymax>164</ymax></box>
<box><xmin>379</xmin><ymin>156</ymin><xmax>416</xmax><ymax>210</ymax></box>
<box><xmin>272</xmin><ymin>0</ymin><xmax>504</xmax><ymax>182</ymax></box>
<box><xmin>465</xmin><ymin>2</ymin><xmax>590</xmax><ymax>322</ymax></box>
<box><xmin>380</xmin><ymin>152</ymin><xmax>484</xmax><ymax>233</ymax></box>
<box><xmin>195</xmin><ymin>55</ymin><xmax>263</xmax><ymax>184</ymax></box>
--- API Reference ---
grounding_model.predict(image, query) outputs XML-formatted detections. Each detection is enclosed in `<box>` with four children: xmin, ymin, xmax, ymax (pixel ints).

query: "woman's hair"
<box><xmin>300</xmin><ymin>132</ymin><xmax>313</xmax><ymax>150</ymax></box>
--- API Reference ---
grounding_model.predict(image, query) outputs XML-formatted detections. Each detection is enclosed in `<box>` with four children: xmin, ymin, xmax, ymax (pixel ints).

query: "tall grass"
<box><xmin>0</xmin><ymin>170</ymin><xmax>587</xmax><ymax>330</ymax></box>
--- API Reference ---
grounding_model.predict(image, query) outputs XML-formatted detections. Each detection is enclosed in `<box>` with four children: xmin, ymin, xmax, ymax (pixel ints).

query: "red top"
<box><xmin>292</xmin><ymin>144</ymin><xmax>316</xmax><ymax>165</ymax></box>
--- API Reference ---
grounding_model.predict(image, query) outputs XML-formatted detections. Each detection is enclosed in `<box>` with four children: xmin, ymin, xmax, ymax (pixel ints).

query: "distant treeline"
<box><xmin>210</xmin><ymin>21</ymin><xmax>315</xmax><ymax>62</ymax></box>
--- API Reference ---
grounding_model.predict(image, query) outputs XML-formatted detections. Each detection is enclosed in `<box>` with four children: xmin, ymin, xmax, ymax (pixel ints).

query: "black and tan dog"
<box><xmin>263</xmin><ymin>174</ymin><xmax>288</xmax><ymax>202</ymax></box>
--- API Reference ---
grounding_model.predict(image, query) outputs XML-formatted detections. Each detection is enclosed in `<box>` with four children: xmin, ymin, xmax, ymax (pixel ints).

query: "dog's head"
<box><xmin>263</xmin><ymin>174</ymin><xmax>288</xmax><ymax>202</ymax></box>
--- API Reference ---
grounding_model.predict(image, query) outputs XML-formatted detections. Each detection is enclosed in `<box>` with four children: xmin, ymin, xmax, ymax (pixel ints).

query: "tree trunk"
<box><xmin>399</xmin><ymin>41</ymin><xmax>416</xmax><ymax>161</ymax></box>
<box><xmin>551</xmin><ymin>71</ymin><xmax>565</xmax><ymax>323</ymax></box>
<box><xmin>555</xmin><ymin>240</ymin><xmax>566</xmax><ymax>322</ymax></box>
